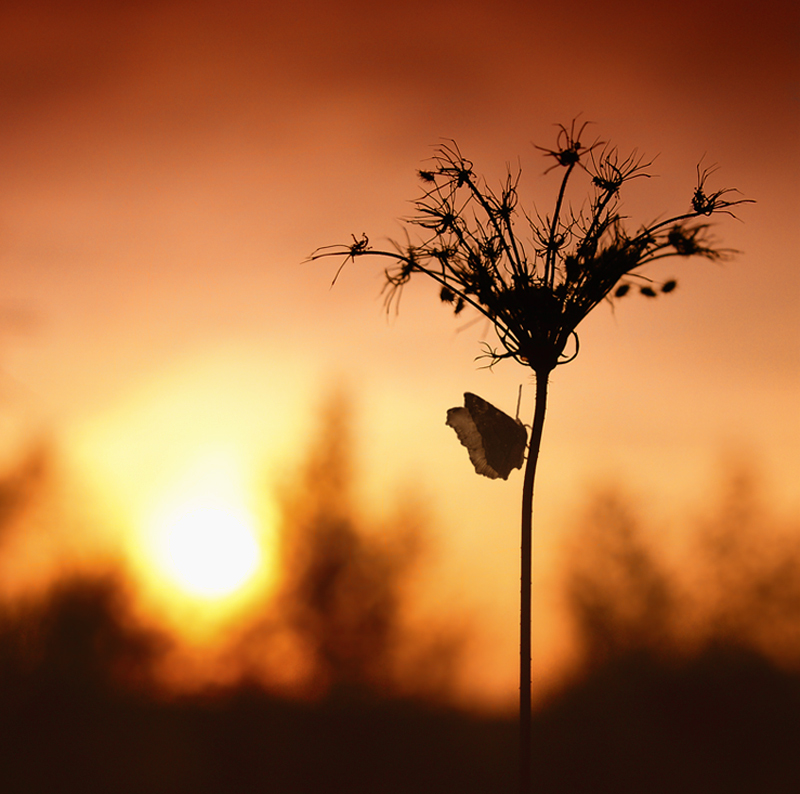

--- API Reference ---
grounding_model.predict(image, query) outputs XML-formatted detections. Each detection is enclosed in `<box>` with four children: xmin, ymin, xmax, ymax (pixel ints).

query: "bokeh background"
<box><xmin>0</xmin><ymin>1</ymin><xmax>798</xmax><ymax>790</ymax></box>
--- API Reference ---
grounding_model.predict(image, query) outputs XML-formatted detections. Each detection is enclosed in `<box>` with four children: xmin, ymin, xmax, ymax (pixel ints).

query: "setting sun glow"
<box><xmin>139</xmin><ymin>451</ymin><xmax>273</xmax><ymax>611</ymax></box>
<box><xmin>151</xmin><ymin>500</ymin><xmax>261</xmax><ymax>598</ymax></box>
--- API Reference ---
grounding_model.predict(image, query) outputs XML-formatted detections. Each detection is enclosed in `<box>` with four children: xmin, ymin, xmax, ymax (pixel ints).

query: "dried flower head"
<box><xmin>311</xmin><ymin>122</ymin><xmax>752</xmax><ymax>376</ymax></box>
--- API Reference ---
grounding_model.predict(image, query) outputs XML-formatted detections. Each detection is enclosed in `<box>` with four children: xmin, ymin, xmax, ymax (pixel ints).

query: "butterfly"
<box><xmin>446</xmin><ymin>393</ymin><xmax>527</xmax><ymax>480</ymax></box>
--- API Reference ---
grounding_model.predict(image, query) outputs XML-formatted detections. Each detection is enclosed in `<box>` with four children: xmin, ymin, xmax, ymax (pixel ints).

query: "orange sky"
<box><xmin>0</xmin><ymin>0</ymin><xmax>798</xmax><ymax>707</ymax></box>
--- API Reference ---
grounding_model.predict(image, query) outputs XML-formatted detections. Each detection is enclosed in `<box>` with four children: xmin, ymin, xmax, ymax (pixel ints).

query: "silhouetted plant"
<box><xmin>312</xmin><ymin>120</ymin><xmax>751</xmax><ymax>792</ymax></box>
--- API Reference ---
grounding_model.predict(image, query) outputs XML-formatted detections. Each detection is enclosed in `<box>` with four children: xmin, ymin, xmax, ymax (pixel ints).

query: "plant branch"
<box><xmin>545</xmin><ymin>163</ymin><xmax>576</xmax><ymax>287</ymax></box>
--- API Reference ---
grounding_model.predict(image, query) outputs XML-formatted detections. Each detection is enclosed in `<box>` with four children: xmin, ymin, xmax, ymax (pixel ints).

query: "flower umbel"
<box><xmin>311</xmin><ymin>123</ymin><xmax>752</xmax><ymax>376</ymax></box>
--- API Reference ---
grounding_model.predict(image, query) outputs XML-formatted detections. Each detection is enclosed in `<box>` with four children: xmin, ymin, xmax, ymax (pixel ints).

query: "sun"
<box><xmin>152</xmin><ymin>500</ymin><xmax>261</xmax><ymax>599</ymax></box>
<box><xmin>142</xmin><ymin>451</ymin><xmax>272</xmax><ymax>605</ymax></box>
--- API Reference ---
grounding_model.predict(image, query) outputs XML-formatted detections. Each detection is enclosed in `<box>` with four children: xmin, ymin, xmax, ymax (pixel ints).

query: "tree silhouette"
<box><xmin>559</xmin><ymin>467</ymin><xmax>800</xmax><ymax>677</ymax></box>
<box><xmin>563</xmin><ymin>490</ymin><xmax>675</xmax><ymax>668</ymax></box>
<box><xmin>313</xmin><ymin>120</ymin><xmax>751</xmax><ymax>792</ymax></box>
<box><xmin>0</xmin><ymin>444</ymin><xmax>47</xmax><ymax>544</ymax></box>
<box><xmin>0</xmin><ymin>458</ymin><xmax>797</xmax><ymax>792</ymax></box>
<box><xmin>241</xmin><ymin>388</ymin><xmax>465</xmax><ymax>701</ymax></box>
<box><xmin>276</xmin><ymin>390</ymin><xmax>422</xmax><ymax>693</ymax></box>
<box><xmin>546</xmin><ymin>472</ymin><xmax>800</xmax><ymax>793</ymax></box>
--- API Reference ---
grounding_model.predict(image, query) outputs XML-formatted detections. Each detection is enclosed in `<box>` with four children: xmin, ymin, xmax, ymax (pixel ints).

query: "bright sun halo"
<box><xmin>154</xmin><ymin>501</ymin><xmax>261</xmax><ymax>598</ymax></box>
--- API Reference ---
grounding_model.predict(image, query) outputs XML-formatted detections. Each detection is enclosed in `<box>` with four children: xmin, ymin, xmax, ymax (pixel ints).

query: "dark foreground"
<box><xmin>1</xmin><ymin>579</ymin><xmax>798</xmax><ymax>794</ymax></box>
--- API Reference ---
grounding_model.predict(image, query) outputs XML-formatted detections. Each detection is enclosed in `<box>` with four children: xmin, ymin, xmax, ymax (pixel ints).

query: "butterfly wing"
<box><xmin>446</xmin><ymin>393</ymin><xmax>527</xmax><ymax>480</ymax></box>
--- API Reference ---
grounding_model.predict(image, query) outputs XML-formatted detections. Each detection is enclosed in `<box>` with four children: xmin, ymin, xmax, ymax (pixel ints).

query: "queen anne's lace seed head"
<box><xmin>312</xmin><ymin>121</ymin><xmax>752</xmax><ymax>376</ymax></box>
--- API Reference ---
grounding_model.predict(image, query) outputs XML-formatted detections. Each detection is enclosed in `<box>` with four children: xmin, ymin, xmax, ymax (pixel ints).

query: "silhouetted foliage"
<box><xmin>271</xmin><ymin>389</ymin><xmax>464</xmax><ymax>700</ymax></box>
<box><xmin>0</xmin><ymin>444</ymin><xmax>47</xmax><ymax>542</ymax></box>
<box><xmin>0</xmin><ymin>463</ymin><xmax>798</xmax><ymax>792</ymax></box>
<box><xmin>0</xmin><ymin>573</ymin><xmax>514</xmax><ymax>794</ymax></box>
<box><xmin>563</xmin><ymin>468</ymin><xmax>800</xmax><ymax>674</ymax></box>
<box><xmin>545</xmin><ymin>470</ymin><xmax>800</xmax><ymax>792</ymax></box>
<box><xmin>0</xmin><ymin>575</ymin><xmax>166</xmax><ymax>697</ymax></box>
<box><xmin>532</xmin><ymin>646</ymin><xmax>800</xmax><ymax>794</ymax></box>
<box><xmin>692</xmin><ymin>466</ymin><xmax>800</xmax><ymax>665</ymax></box>
<box><xmin>2</xmin><ymin>569</ymin><xmax>798</xmax><ymax>792</ymax></box>
<box><xmin>564</xmin><ymin>491</ymin><xmax>675</xmax><ymax>667</ymax></box>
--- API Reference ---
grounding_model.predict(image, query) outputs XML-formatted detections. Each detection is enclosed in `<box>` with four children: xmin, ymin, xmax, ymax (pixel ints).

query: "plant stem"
<box><xmin>520</xmin><ymin>369</ymin><xmax>550</xmax><ymax>794</ymax></box>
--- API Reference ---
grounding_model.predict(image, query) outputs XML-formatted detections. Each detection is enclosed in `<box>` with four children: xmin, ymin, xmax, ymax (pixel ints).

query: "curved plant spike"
<box><xmin>312</xmin><ymin>121</ymin><xmax>752</xmax><ymax>794</ymax></box>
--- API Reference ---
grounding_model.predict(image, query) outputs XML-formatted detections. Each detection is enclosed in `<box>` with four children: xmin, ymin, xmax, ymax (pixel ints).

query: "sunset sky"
<box><xmin>0</xmin><ymin>0</ymin><xmax>798</xmax><ymax>707</ymax></box>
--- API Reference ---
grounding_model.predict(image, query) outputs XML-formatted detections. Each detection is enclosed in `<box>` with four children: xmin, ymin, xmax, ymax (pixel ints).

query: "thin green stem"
<box><xmin>520</xmin><ymin>368</ymin><xmax>550</xmax><ymax>794</ymax></box>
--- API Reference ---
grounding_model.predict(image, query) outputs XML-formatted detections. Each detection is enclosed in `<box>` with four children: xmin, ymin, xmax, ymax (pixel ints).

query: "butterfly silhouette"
<box><xmin>446</xmin><ymin>393</ymin><xmax>527</xmax><ymax>480</ymax></box>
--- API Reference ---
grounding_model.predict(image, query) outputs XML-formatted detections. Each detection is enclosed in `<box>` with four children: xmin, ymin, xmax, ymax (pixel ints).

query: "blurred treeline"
<box><xmin>0</xmin><ymin>396</ymin><xmax>798</xmax><ymax>792</ymax></box>
<box><xmin>546</xmin><ymin>468</ymin><xmax>800</xmax><ymax>793</ymax></box>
